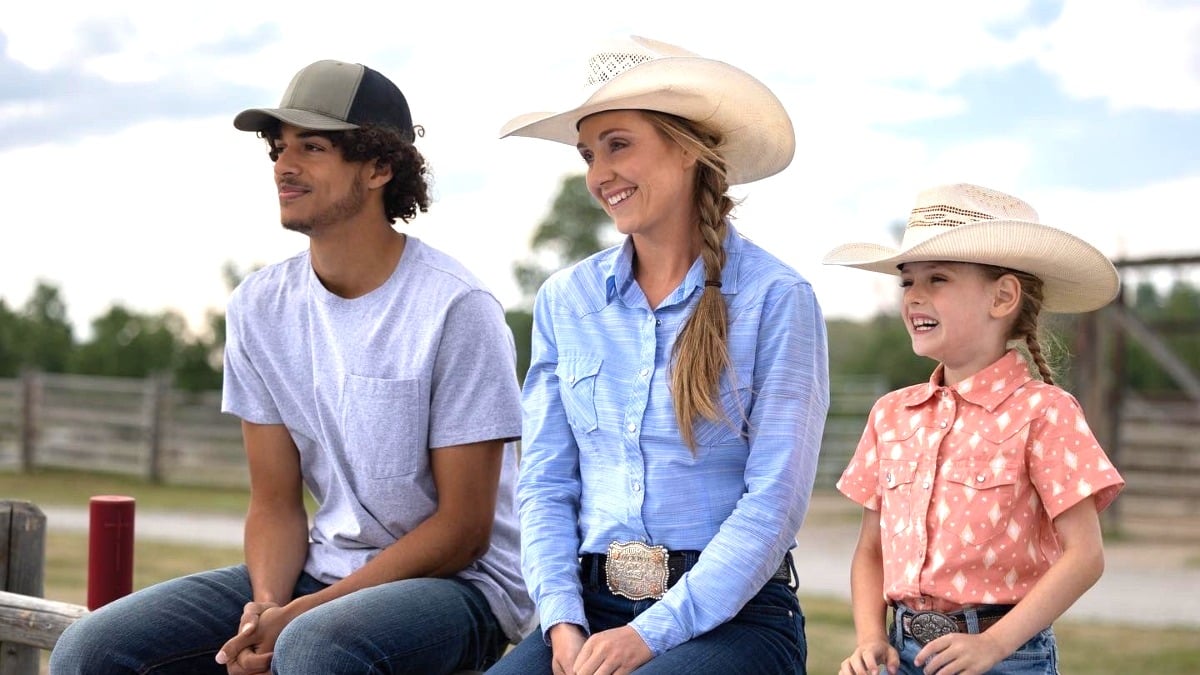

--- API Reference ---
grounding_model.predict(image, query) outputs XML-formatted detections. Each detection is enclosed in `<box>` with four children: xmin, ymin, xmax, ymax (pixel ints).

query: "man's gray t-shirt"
<box><xmin>221</xmin><ymin>236</ymin><xmax>534</xmax><ymax>642</ymax></box>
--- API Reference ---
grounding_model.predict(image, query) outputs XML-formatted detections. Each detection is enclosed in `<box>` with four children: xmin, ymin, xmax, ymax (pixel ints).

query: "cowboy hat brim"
<box><xmin>823</xmin><ymin>220</ymin><xmax>1120</xmax><ymax>313</ymax></box>
<box><xmin>499</xmin><ymin>56</ymin><xmax>795</xmax><ymax>185</ymax></box>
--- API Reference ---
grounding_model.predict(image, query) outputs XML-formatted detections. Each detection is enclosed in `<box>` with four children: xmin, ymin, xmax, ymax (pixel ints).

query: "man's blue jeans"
<box><xmin>486</xmin><ymin>573</ymin><xmax>806</xmax><ymax>674</ymax></box>
<box><xmin>49</xmin><ymin>564</ymin><xmax>507</xmax><ymax>674</ymax></box>
<box><xmin>890</xmin><ymin>604</ymin><xmax>1059</xmax><ymax>674</ymax></box>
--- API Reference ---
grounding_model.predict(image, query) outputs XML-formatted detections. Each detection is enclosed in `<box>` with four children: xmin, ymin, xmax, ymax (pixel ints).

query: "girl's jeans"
<box><xmin>891</xmin><ymin>603</ymin><xmax>1058</xmax><ymax>675</ymax></box>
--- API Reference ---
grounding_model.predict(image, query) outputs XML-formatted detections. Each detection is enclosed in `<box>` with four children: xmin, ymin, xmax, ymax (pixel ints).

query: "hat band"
<box><xmin>908</xmin><ymin>204</ymin><xmax>996</xmax><ymax>228</ymax></box>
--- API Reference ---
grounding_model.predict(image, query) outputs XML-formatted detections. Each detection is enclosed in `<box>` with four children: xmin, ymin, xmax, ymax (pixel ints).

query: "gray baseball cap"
<box><xmin>234</xmin><ymin>60</ymin><xmax>415</xmax><ymax>141</ymax></box>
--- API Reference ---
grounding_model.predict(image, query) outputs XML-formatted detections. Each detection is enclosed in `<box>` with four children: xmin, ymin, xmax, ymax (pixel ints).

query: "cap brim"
<box><xmin>233</xmin><ymin>108</ymin><xmax>359</xmax><ymax>132</ymax></box>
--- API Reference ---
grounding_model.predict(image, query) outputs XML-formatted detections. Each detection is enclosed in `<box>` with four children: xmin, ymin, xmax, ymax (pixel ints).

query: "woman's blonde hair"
<box><xmin>643</xmin><ymin>111</ymin><xmax>737</xmax><ymax>450</ymax></box>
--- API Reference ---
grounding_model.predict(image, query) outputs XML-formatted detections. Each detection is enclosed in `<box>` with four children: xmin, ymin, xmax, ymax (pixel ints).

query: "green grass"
<box><xmin>7</xmin><ymin>469</ymin><xmax>1200</xmax><ymax>674</ymax></box>
<box><xmin>0</xmin><ymin>466</ymin><xmax>253</xmax><ymax>515</ymax></box>
<box><xmin>799</xmin><ymin>594</ymin><xmax>1200</xmax><ymax>674</ymax></box>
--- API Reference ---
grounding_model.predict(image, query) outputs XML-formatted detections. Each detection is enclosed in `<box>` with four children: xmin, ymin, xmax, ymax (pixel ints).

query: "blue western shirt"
<box><xmin>518</xmin><ymin>222</ymin><xmax>830</xmax><ymax>655</ymax></box>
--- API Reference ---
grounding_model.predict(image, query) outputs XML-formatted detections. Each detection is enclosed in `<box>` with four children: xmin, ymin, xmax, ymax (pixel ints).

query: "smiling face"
<box><xmin>270</xmin><ymin>123</ymin><xmax>375</xmax><ymax>236</ymax></box>
<box><xmin>899</xmin><ymin>260</ymin><xmax>1018</xmax><ymax>384</ymax></box>
<box><xmin>576</xmin><ymin>110</ymin><xmax>698</xmax><ymax>240</ymax></box>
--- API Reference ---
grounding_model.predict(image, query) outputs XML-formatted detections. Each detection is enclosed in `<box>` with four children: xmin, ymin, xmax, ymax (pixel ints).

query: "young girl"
<box><xmin>824</xmin><ymin>183</ymin><xmax>1125</xmax><ymax>675</ymax></box>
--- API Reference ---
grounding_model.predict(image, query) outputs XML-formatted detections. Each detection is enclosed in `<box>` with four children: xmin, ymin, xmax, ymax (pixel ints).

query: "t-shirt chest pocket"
<box><xmin>343</xmin><ymin>375</ymin><xmax>422</xmax><ymax>478</ymax></box>
<box><xmin>556</xmin><ymin>357</ymin><xmax>602</xmax><ymax>434</ymax></box>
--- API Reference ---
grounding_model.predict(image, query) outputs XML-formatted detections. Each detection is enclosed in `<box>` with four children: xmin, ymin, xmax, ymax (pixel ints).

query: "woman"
<box><xmin>489</xmin><ymin>36</ymin><xmax>829</xmax><ymax>674</ymax></box>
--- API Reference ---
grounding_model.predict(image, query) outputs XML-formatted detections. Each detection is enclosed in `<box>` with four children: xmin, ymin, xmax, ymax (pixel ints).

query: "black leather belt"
<box><xmin>580</xmin><ymin>550</ymin><xmax>792</xmax><ymax>591</ymax></box>
<box><xmin>896</xmin><ymin>604</ymin><xmax>1013</xmax><ymax>645</ymax></box>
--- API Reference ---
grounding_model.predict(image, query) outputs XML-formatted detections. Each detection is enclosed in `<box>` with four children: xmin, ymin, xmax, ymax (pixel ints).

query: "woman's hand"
<box><xmin>572</xmin><ymin>625</ymin><xmax>652</xmax><ymax>675</ymax></box>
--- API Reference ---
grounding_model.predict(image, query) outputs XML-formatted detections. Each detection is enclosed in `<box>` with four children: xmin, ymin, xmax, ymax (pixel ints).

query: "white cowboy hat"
<box><xmin>498</xmin><ymin>35</ymin><xmax>795</xmax><ymax>185</ymax></box>
<box><xmin>822</xmin><ymin>183</ymin><xmax>1120</xmax><ymax>313</ymax></box>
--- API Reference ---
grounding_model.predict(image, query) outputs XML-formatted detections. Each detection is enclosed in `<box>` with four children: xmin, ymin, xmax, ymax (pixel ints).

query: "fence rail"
<box><xmin>0</xmin><ymin>372</ymin><xmax>886</xmax><ymax>491</ymax></box>
<box><xmin>0</xmin><ymin>372</ymin><xmax>1197</xmax><ymax>537</ymax></box>
<box><xmin>0</xmin><ymin>372</ymin><xmax>245</xmax><ymax>487</ymax></box>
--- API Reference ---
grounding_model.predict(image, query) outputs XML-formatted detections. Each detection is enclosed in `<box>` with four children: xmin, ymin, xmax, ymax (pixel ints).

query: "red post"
<box><xmin>87</xmin><ymin>495</ymin><xmax>136</xmax><ymax>611</ymax></box>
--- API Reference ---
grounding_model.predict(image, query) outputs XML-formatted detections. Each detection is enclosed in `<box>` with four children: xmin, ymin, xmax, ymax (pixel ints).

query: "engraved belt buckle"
<box><xmin>605</xmin><ymin>541</ymin><xmax>669</xmax><ymax>600</ymax></box>
<box><xmin>909</xmin><ymin>611</ymin><xmax>959</xmax><ymax>646</ymax></box>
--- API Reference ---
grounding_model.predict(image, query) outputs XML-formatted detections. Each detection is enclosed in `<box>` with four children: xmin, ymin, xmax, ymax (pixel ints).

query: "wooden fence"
<box><xmin>0</xmin><ymin>371</ymin><xmax>1197</xmax><ymax>537</ymax></box>
<box><xmin>0</xmin><ymin>501</ymin><xmax>87</xmax><ymax>674</ymax></box>
<box><xmin>0</xmin><ymin>371</ymin><xmax>884</xmax><ymax>491</ymax></box>
<box><xmin>1108</xmin><ymin>397</ymin><xmax>1200</xmax><ymax>539</ymax></box>
<box><xmin>0</xmin><ymin>372</ymin><xmax>245</xmax><ymax>487</ymax></box>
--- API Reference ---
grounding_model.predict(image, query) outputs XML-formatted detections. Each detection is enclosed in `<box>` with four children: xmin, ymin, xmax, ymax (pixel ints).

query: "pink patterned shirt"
<box><xmin>837</xmin><ymin>350</ymin><xmax>1124</xmax><ymax>612</ymax></box>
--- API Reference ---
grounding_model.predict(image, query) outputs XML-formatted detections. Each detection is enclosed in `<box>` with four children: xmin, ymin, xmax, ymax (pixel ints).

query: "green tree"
<box><xmin>71</xmin><ymin>305</ymin><xmax>187</xmax><ymax>378</ymax></box>
<box><xmin>0</xmin><ymin>300</ymin><xmax>22</xmax><ymax>377</ymax></box>
<box><xmin>17</xmin><ymin>281</ymin><xmax>74</xmax><ymax>373</ymax></box>
<box><xmin>174</xmin><ymin>310</ymin><xmax>226</xmax><ymax>392</ymax></box>
<box><xmin>828</xmin><ymin>315</ymin><xmax>934</xmax><ymax>390</ymax></box>
<box><xmin>1123</xmin><ymin>279</ymin><xmax>1200</xmax><ymax>394</ymax></box>
<box><xmin>512</xmin><ymin>174</ymin><xmax>613</xmax><ymax>302</ymax></box>
<box><xmin>507</xmin><ymin>174</ymin><xmax>613</xmax><ymax>384</ymax></box>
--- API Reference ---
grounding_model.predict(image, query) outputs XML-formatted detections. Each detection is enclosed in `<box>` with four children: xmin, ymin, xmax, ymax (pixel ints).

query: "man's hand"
<box><xmin>215</xmin><ymin>601</ymin><xmax>291</xmax><ymax>674</ymax></box>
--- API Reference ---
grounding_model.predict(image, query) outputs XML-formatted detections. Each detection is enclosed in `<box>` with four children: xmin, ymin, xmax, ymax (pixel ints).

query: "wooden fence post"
<box><xmin>17</xmin><ymin>372</ymin><xmax>40</xmax><ymax>475</ymax></box>
<box><xmin>144</xmin><ymin>375</ymin><xmax>170</xmax><ymax>484</ymax></box>
<box><xmin>0</xmin><ymin>500</ymin><xmax>46</xmax><ymax>675</ymax></box>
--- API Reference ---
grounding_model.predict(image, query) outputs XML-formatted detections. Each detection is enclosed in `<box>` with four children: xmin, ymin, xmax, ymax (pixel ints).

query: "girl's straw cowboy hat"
<box><xmin>822</xmin><ymin>183</ymin><xmax>1120</xmax><ymax>313</ymax></box>
<box><xmin>498</xmin><ymin>35</ymin><xmax>794</xmax><ymax>185</ymax></box>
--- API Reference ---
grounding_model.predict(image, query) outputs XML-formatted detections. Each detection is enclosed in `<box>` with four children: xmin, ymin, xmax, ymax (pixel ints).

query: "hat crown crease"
<box><xmin>586</xmin><ymin>51</ymin><xmax>655</xmax><ymax>86</ymax></box>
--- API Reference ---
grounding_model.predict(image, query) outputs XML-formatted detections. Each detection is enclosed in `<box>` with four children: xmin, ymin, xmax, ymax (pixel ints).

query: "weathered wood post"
<box><xmin>17</xmin><ymin>372</ymin><xmax>40</xmax><ymax>475</ymax></box>
<box><xmin>0</xmin><ymin>501</ymin><xmax>46</xmax><ymax>675</ymax></box>
<box><xmin>144</xmin><ymin>375</ymin><xmax>170</xmax><ymax>485</ymax></box>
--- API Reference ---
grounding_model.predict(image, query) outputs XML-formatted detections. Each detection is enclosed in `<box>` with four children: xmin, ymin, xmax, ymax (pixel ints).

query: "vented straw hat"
<box><xmin>499</xmin><ymin>35</ymin><xmax>795</xmax><ymax>185</ymax></box>
<box><xmin>822</xmin><ymin>183</ymin><xmax>1120</xmax><ymax>313</ymax></box>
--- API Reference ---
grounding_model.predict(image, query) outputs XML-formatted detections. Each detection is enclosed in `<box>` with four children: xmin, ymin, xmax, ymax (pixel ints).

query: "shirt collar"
<box><xmin>900</xmin><ymin>349</ymin><xmax>1034</xmax><ymax>411</ymax></box>
<box><xmin>603</xmin><ymin>220</ymin><xmax>744</xmax><ymax>304</ymax></box>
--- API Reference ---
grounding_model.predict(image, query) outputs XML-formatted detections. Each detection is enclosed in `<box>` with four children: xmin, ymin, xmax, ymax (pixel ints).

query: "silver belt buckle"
<box><xmin>909</xmin><ymin>611</ymin><xmax>959</xmax><ymax>645</ymax></box>
<box><xmin>605</xmin><ymin>541</ymin><xmax>669</xmax><ymax>600</ymax></box>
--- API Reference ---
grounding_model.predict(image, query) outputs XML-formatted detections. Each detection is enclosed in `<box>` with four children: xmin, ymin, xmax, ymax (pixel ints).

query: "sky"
<box><xmin>2</xmin><ymin>0</ymin><xmax>1199</xmax><ymax>339</ymax></box>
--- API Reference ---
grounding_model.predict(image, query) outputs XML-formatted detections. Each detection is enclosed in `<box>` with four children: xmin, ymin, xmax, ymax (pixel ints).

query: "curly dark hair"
<box><xmin>260</xmin><ymin>122</ymin><xmax>432</xmax><ymax>224</ymax></box>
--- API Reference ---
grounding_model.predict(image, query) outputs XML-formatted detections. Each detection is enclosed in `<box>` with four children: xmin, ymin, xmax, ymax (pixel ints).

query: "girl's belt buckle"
<box><xmin>909</xmin><ymin>611</ymin><xmax>959</xmax><ymax>645</ymax></box>
<box><xmin>605</xmin><ymin>541</ymin><xmax>669</xmax><ymax>600</ymax></box>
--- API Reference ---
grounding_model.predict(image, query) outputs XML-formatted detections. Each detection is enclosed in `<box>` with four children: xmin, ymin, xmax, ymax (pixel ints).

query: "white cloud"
<box><xmin>1033</xmin><ymin>0</ymin><xmax>1200</xmax><ymax>111</ymax></box>
<box><xmin>1</xmin><ymin>0</ymin><xmax>1198</xmax><ymax>338</ymax></box>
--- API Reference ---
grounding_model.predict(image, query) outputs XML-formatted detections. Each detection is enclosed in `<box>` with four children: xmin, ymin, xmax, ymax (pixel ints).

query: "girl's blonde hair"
<box><xmin>643</xmin><ymin>111</ymin><xmax>737</xmax><ymax>450</ymax></box>
<box><xmin>979</xmin><ymin>264</ymin><xmax>1057</xmax><ymax>384</ymax></box>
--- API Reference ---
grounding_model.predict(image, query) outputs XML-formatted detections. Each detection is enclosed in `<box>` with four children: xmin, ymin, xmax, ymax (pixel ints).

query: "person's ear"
<box><xmin>365</xmin><ymin>159</ymin><xmax>393</xmax><ymax>190</ymax></box>
<box><xmin>991</xmin><ymin>274</ymin><xmax>1022</xmax><ymax>319</ymax></box>
<box><xmin>679</xmin><ymin>144</ymin><xmax>699</xmax><ymax>172</ymax></box>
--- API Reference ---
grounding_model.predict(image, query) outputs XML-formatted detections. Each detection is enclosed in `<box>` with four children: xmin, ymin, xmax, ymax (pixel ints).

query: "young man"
<box><xmin>50</xmin><ymin>59</ymin><xmax>533</xmax><ymax>675</ymax></box>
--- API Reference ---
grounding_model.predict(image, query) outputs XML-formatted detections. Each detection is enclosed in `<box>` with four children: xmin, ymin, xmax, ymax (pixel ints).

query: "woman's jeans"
<box><xmin>487</xmin><ymin>568</ymin><xmax>806</xmax><ymax>674</ymax></box>
<box><xmin>49</xmin><ymin>564</ymin><xmax>508</xmax><ymax>674</ymax></box>
<box><xmin>890</xmin><ymin>603</ymin><xmax>1059</xmax><ymax>674</ymax></box>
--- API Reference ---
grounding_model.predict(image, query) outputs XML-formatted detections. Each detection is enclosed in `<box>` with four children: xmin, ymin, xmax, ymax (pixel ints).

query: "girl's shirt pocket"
<box><xmin>937</xmin><ymin>424</ymin><xmax>1029</xmax><ymax>546</ymax></box>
